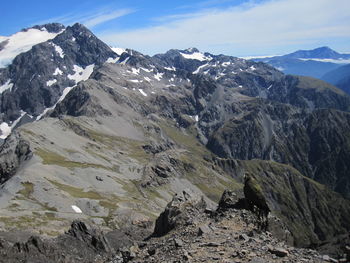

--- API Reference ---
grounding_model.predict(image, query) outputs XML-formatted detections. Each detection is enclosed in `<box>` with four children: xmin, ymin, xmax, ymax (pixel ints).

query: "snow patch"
<box><xmin>180</xmin><ymin>52</ymin><xmax>212</xmax><ymax>62</ymax></box>
<box><xmin>68</xmin><ymin>64</ymin><xmax>95</xmax><ymax>84</ymax></box>
<box><xmin>106</xmin><ymin>57</ymin><xmax>119</xmax><ymax>63</ymax></box>
<box><xmin>222</xmin><ymin>62</ymin><xmax>231</xmax><ymax>67</ymax></box>
<box><xmin>71</xmin><ymin>205</ymin><xmax>82</xmax><ymax>213</ymax></box>
<box><xmin>0</xmin><ymin>110</ymin><xmax>26</xmax><ymax>139</ymax></box>
<box><xmin>111</xmin><ymin>47</ymin><xmax>126</xmax><ymax>56</ymax></box>
<box><xmin>0</xmin><ymin>123</ymin><xmax>11</xmax><ymax>140</ymax></box>
<box><xmin>250</xmin><ymin>65</ymin><xmax>256</xmax><ymax>71</ymax></box>
<box><xmin>0</xmin><ymin>80</ymin><xmax>14</xmax><ymax>94</ymax></box>
<box><xmin>53</xmin><ymin>67</ymin><xmax>63</xmax><ymax>76</ymax></box>
<box><xmin>36</xmin><ymin>86</ymin><xmax>74</xmax><ymax>120</ymax></box>
<box><xmin>138</xmin><ymin>89</ymin><xmax>147</xmax><ymax>97</ymax></box>
<box><xmin>154</xmin><ymin>72</ymin><xmax>164</xmax><ymax>81</ymax></box>
<box><xmin>144</xmin><ymin>77</ymin><xmax>151</xmax><ymax>82</ymax></box>
<box><xmin>46</xmin><ymin>79</ymin><xmax>57</xmax><ymax>86</ymax></box>
<box><xmin>267</xmin><ymin>85</ymin><xmax>272</xmax><ymax>90</ymax></box>
<box><xmin>50</xmin><ymin>43</ymin><xmax>64</xmax><ymax>58</ymax></box>
<box><xmin>193</xmin><ymin>63</ymin><xmax>209</xmax><ymax>74</ymax></box>
<box><xmin>130</xmin><ymin>79</ymin><xmax>140</xmax><ymax>83</ymax></box>
<box><xmin>195</xmin><ymin>115</ymin><xmax>199</xmax><ymax>122</ymax></box>
<box><xmin>0</xmin><ymin>27</ymin><xmax>63</xmax><ymax>68</ymax></box>
<box><xmin>131</xmin><ymin>68</ymin><xmax>140</xmax><ymax>75</ymax></box>
<box><xmin>140</xmin><ymin>67</ymin><xmax>152</xmax><ymax>73</ymax></box>
<box><xmin>120</xmin><ymin>57</ymin><xmax>129</xmax><ymax>65</ymax></box>
<box><xmin>164</xmin><ymin>66</ymin><xmax>176</xmax><ymax>71</ymax></box>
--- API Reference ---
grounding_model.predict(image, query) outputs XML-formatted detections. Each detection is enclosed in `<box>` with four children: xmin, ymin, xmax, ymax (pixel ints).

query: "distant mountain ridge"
<box><xmin>252</xmin><ymin>46</ymin><xmax>350</xmax><ymax>80</ymax></box>
<box><xmin>283</xmin><ymin>46</ymin><xmax>350</xmax><ymax>59</ymax></box>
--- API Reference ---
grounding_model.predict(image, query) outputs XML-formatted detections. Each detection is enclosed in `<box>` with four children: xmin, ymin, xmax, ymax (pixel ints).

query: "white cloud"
<box><xmin>83</xmin><ymin>9</ymin><xmax>133</xmax><ymax>28</ymax></box>
<box><xmin>99</xmin><ymin>0</ymin><xmax>350</xmax><ymax>56</ymax></box>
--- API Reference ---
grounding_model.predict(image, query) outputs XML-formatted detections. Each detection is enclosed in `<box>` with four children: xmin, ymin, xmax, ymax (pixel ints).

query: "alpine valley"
<box><xmin>0</xmin><ymin>23</ymin><xmax>349</xmax><ymax>262</ymax></box>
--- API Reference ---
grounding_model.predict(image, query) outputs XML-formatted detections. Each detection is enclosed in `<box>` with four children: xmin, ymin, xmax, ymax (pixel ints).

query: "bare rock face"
<box><xmin>152</xmin><ymin>190</ymin><xmax>207</xmax><ymax>237</ymax></box>
<box><xmin>0</xmin><ymin>132</ymin><xmax>31</xmax><ymax>184</ymax></box>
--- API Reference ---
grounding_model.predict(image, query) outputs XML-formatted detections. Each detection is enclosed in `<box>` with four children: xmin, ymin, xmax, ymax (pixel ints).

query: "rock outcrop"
<box><xmin>0</xmin><ymin>132</ymin><xmax>31</xmax><ymax>184</ymax></box>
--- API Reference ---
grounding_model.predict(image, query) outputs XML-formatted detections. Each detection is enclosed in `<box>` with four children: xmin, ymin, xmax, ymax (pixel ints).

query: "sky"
<box><xmin>1</xmin><ymin>0</ymin><xmax>350</xmax><ymax>57</ymax></box>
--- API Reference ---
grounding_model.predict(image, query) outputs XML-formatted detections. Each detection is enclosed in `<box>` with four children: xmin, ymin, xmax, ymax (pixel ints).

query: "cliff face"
<box><xmin>207</xmin><ymin>103</ymin><xmax>350</xmax><ymax>198</ymax></box>
<box><xmin>214</xmin><ymin>158</ymin><xmax>350</xmax><ymax>252</ymax></box>
<box><xmin>0</xmin><ymin>132</ymin><xmax>31</xmax><ymax>184</ymax></box>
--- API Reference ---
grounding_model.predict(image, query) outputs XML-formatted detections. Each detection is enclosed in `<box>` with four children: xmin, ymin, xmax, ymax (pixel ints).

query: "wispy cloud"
<box><xmin>82</xmin><ymin>9</ymin><xmax>133</xmax><ymax>28</ymax></box>
<box><xmin>100</xmin><ymin>0</ymin><xmax>350</xmax><ymax>56</ymax></box>
<box><xmin>33</xmin><ymin>8</ymin><xmax>133</xmax><ymax>29</ymax></box>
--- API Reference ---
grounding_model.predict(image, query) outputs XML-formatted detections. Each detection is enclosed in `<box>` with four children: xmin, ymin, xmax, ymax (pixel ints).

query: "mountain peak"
<box><xmin>183</xmin><ymin>47</ymin><xmax>200</xmax><ymax>54</ymax></box>
<box><xmin>30</xmin><ymin>23</ymin><xmax>65</xmax><ymax>34</ymax></box>
<box><xmin>287</xmin><ymin>46</ymin><xmax>342</xmax><ymax>59</ymax></box>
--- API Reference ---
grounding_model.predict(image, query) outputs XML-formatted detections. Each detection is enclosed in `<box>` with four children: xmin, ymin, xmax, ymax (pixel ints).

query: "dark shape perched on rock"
<box><xmin>244</xmin><ymin>173</ymin><xmax>270</xmax><ymax>230</ymax></box>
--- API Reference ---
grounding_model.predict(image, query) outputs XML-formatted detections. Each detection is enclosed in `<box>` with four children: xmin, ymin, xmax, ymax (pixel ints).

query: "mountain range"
<box><xmin>252</xmin><ymin>47</ymin><xmax>350</xmax><ymax>94</ymax></box>
<box><xmin>0</xmin><ymin>23</ymin><xmax>349</xmax><ymax>261</ymax></box>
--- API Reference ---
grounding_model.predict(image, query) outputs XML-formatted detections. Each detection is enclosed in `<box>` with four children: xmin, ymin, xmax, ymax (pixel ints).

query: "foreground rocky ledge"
<box><xmin>0</xmin><ymin>190</ymin><xmax>348</xmax><ymax>263</ymax></box>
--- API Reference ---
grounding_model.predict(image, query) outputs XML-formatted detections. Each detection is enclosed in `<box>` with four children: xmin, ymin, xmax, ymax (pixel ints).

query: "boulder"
<box><xmin>152</xmin><ymin>190</ymin><xmax>206</xmax><ymax>237</ymax></box>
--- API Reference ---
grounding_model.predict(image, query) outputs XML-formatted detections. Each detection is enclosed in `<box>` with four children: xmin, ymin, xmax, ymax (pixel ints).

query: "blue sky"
<box><xmin>1</xmin><ymin>0</ymin><xmax>349</xmax><ymax>56</ymax></box>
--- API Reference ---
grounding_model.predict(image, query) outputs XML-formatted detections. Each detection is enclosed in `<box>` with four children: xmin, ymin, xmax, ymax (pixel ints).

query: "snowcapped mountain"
<box><xmin>251</xmin><ymin>46</ymin><xmax>350</xmax><ymax>79</ymax></box>
<box><xmin>0</xmin><ymin>23</ymin><xmax>65</xmax><ymax>68</ymax></box>
<box><xmin>0</xmin><ymin>23</ymin><xmax>118</xmax><ymax>139</ymax></box>
<box><xmin>0</xmin><ymin>23</ymin><xmax>350</xmax><ymax>258</ymax></box>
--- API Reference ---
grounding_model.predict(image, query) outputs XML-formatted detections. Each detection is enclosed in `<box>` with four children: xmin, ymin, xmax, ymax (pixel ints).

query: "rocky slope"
<box><xmin>0</xmin><ymin>23</ymin><xmax>349</xmax><ymax>260</ymax></box>
<box><xmin>1</xmin><ymin>190</ymin><xmax>347</xmax><ymax>263</ymax></box>
<box><xmin>0</xmin><ymin>23</ymin><xmax>118</xmax><ymax>139</ymax></box>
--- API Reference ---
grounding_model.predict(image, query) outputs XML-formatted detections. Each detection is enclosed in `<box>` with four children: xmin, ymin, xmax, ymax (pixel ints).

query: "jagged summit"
<box><xmin>28</xmin><ymin>23</ymin><xmax>66</xmax><ymax>34</ymax></box>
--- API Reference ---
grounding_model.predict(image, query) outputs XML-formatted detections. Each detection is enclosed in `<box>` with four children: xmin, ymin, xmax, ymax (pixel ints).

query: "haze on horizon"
<box><xmin>0</xmin><ymin>0</ymin><xmax>349</xmax><ymax>57</ymax></box>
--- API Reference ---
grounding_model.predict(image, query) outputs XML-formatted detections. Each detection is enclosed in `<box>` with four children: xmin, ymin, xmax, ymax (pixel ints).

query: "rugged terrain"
<box><xmin>0</xmin><ymin>23</ymin><xmax>349</xmax><ymax>260</ymax></box>
<box><xmin>1</xmin><ymin>190</ymin><xmax>348</xmax><ymax>263</ymax></box>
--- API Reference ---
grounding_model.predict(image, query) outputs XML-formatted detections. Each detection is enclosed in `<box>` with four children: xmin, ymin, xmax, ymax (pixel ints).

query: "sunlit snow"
<box><xmin>0</xmin><ymin>28</ymin><xmax>63</xmax><ymax>68</ymax></box>
<box><xmin>36</xmin><ymin>86</ymin><xmax>74</xmax><ymax>120</ymax></box>
<box><xmin>140</xmin><ymin>67</ymin><xmax>152</xmax><ymax>73</ymax></box>
<box><xmin>106</xmin><ymin>57</ymin><xmax>119</xmax><ymax>63</ymax></box>
<box><xmin>68</xmin><ymin>64</ymin><xmax>95</xmax><ymax>84</ymax></box>
<box><xmin>154</xmin><ymin>72</ymin><xmax>164</xmax><ymax>81</ymax></box>
<box><xmin>180</xmin><ymin>52</ymin><xmax>212</xmax><ymax>62</ymax></box>
<box><xmin>71</xmin><ymin>205</ymin><xmax>82</xmax><ymax>213</ymax></box>
<box><xmin>0</xmin><ymin>110</ymin><xmax>26</xmax><ymax>139</ymax></box>
<box><xmin>164</xmin><ymin>66</ymin><xmax>176</xmax><ymax>71</ymax></box>
<box><xmin>111</xmin><ymin>47</ymin><xmax>126</xmax><ymax>56</ymax></box>
<box><xmin>50</xmin><ymin>42</ymin><xmax>64</xmax><ymax>58</ymax></box>
<box><xmin>138</xmin><ymin>89</ymin><xmax>147</xmax><ymax>97</ymax></box>
<box><xmin>131</xmin><ymin>68</ymin><xmax>140</xmax><ymax>75</ymax></box>
<box><xmin>0</xmin><ymin>80</ymin><xmax>14</xmax><ymax>94</ymax></box>
<box><xmin>193</xmin><ymin>63</ymin><xmax>209</xmax><ymax>74</ymax></box>
<box><xmin>46</xmin><ymin>79</ymin><xmax>57</xmax><ymax>86</ymax></box>
<box><xmin>53</xmin><ymin>67</ymin><xmax>63</xmax><ymax>76</ymax></box>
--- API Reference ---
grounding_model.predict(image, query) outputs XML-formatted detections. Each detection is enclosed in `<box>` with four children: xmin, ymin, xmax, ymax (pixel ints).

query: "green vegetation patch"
<box><xmin>36</xmin><ymin>148</ymin><xmax>112</xmax><ymax>170</ymax></box>
<box><xmin>47</xmin><ymin>179</ymin><xmax>104</xmax><ymax>200</ymax></box>
<box><xmin>297</xmin><ymin>76</ymin><xmax>344</xmax><ymax>95</ymax></box>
